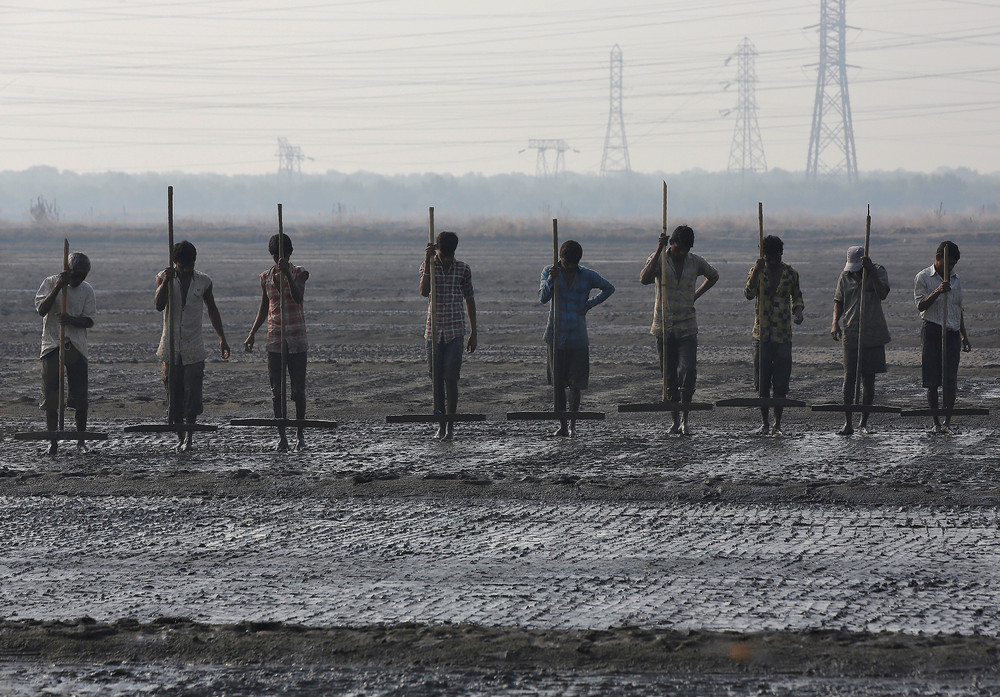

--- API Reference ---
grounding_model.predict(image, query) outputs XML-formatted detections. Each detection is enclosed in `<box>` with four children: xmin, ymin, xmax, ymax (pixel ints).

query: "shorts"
<box><xmin>754</xmin><ymin>339</ymin><xmax>792</xmax><ymax>397</ymax></box>
<box><xmin>547</xmin><ymin>345</ymin><xmax>590</xmax><ymax>390</ymax></box>
<box><xmin>842</xmin><ymin>342</ymin><xmax>887</xmax><ymax>377</ymax></box>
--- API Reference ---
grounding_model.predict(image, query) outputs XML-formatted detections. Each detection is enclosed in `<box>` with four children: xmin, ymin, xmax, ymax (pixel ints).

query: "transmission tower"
<box><xmin>725</xmin><ymin>37</ymin><xmax>768</xmax><ymax>177</ymax></box>
<box><xmin>521</xmin><ymin>139</ymin><xmax>577</xmax><ymax>177</ymax></box>
<box><xmin>806</xmin><ymin>0</ymin><xmax>858</xmax><ymax>180</ymax></box>
<box><xmin>600</xmin><ymin>44</ymin><xmax>631</xmax><ymax>176</ymax></box>
<box><xmin>276</xmin><ymin>137</ymin><xmax>313</xmax><ymax>177</ymax></box>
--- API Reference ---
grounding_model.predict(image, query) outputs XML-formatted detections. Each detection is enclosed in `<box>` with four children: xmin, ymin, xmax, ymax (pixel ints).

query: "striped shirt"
<box><xmin>744</xmin><ymin>262</ymin><xmax>805</xmax><ymax>343</ymax></box>
<box><xmin>645</xmin><ymin>250</ymin><xmax>719</xmax><ymax>338</ymax></box>
<box><xmin>420</xmin><ymin>258</ymin><xmax>474</xmax><ymax>342</ymax></box>
<box><xmin>262</xmin><ymin>264</ymin><xmax>309</xmax><ymax>353</ymax></box>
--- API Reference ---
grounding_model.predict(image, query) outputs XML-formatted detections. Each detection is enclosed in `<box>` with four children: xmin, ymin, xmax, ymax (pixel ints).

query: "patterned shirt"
<box><xmin>420</xmin><ymin>258</ymin><xmax>474</xmax><ymax>342</ymax></box>
<box><xmin>539</xmin><ymin>264</ymin><xmax>615</xmax><ymax>349</ymax></box>
<box><xmin>262</xmin><ymin>264</ymin><xmax>309</xmax><ymax>353</ymax></box>
<box><xmin>914</xmin><ymin>265</ymin><xmax>963</xmax><ymax>331</ymax></box>
<box><xmin>744</xmin><ymin>262</ymin><xmax>805</xmax><ymax>343</ymax></box>
<box><xmin>645</xmin><ymin>250</ymin><xmax>719</xmax><ymax>338</ymax></box>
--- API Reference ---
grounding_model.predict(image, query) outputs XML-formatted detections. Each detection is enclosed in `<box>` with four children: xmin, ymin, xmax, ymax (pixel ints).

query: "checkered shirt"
<box><xmin>262</xmin><ymin>264</ymin><xmax>309</xmax><ymax>353</ymax></box>
<box><xmin>420</xmin><ymin>258</ymin><xmax>474</xmax><ymax>342</ymax></box>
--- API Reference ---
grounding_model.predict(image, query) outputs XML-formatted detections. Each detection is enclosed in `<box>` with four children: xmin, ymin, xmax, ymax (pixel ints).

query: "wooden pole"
<box><xmin>941</xmin><ymin>242</ymin><xmax>949</xmax><ymax>399</ymax></box>
<box><xmin>854</xmin><ymin>205</ymin><xmax>871</xmax><ymax>405</ymax></box>
<box><xmin>552</xmin><ymin>218</ymin><xmax>560</xmax><ymax>413</ymax></box>
<box><xmin>167</xmin><ymin>187</ymin><xmax>175</xmax><ymax>426</ymax></box>
<box><xmin>756</xmin><ymin>202</ymin><xmax>765</xmax><ymax>380</ymax></box>
<box><xmin>57</xmin><ymin>239</ymin><xmax>69</xmax><ymax>431</ymax></box>
<box><xmin>278</xmin><ymin>204</ymin><xmax>287</xmax><ymax>421</ymax></box>
<box><xmin>660</xmin><ymin>183</ymin><xmax>669</xmax><ymax>402</ymax></box>
<box><xmin>428</xmin><ymin>207</ymin><xmax>438</xmax><ymax>418</ymax></box>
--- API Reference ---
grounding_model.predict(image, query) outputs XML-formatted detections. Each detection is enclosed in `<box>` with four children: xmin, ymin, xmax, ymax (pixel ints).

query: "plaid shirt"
<box><xmin>262</xmin><ymin>265</ymin><xmax>309</xmax><ymax>353</ymax></box>
<box><xmin>420</xmin><ymin>258</ymin><xmax>474</xmax><ymax>342</ymax></box>
<box><xmin>646</xmin><ymin>250</ymin><xmax>719</xmax><ymax>338</ymax></box>
<box><xmin>744</xmin><ymin>262</ymin><xmax>804</xmax><ymax>343</ymax></box>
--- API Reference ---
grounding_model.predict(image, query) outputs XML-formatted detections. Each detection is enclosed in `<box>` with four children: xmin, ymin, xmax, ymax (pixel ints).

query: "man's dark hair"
<box><xmin>560</xmin><ymin>240</ymin><xmax>583</xmax><ymax>265</ymax></box>
<box><xmin>173</xmin><ymin>240</ymin><xmax>197</xmax><ymax>265</ymax></box>
<box><xmin>437</xmin><ymin>231</ymin><xmax>459</xmax><ymax>256</ymax></box>
<box><xmin>761</xmin><ymin>235</ymin><xmax>784</xmax><ymax>258</ymax></box>
<box><xmin>268</xmin><ymin>233</ymin><xmax>293</xmax><ymax>257</ymax></box>
<box><xmin>68</xmin><ymin>252</ymin><xmax>91</xmax><ymax>275</ymax></box>
<box><xmin>670</xmin><ymin>225</ymin><xmax>695</xmax><ymax>248</ymax></box>
<box><xmin>936</xmin><ymin>240</ymin><xmax>960</xmax><ymax>263</ymax></box>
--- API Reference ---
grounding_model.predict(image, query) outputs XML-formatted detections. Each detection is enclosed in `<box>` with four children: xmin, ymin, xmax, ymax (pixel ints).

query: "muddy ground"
<box><xmin>1</xmin><ymin>219</ymin><xmax>999</xmax><ymax>694</ymax></box>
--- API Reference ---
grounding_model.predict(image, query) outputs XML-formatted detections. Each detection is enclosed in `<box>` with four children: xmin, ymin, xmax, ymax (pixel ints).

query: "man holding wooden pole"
<box><xmin>540</xmin><ymin>239</ymin><xmax>615</xmax><ymax>437</ymax></box>
<box><xmin>244</xmin><ymin>232</ymin><xmax>310</xmax><ymax>451</ymax></box>
<box><xmin>914</xmin><ymin>240</ymin><xmax>971</xmax><ymax>434</ymax></box>
<box><xmin>420</xmin><ymin>230</ymin><xmax>477</xmax><ymax>440</ymax></box>
<box><xmin>639</xmin><ymin>225</ymin><xmax>718</xmax><ymax>434</ymax></box>
<box><xmin>155</xmin><ymin>240</ymin><xmax>231</xmax><ymax>451</ymax></box>
<box><xmin>830</xmin><ymin>245</ymin><xmax>890</xmax><ymax>435</ymax></box>
<box><xmin>745</xmin><ymin>235</ymin><xmax>804</xmax><ymax>436</ymax></box>
<box><xmin>35</xmin><ymin>251</ymin><xmax>96</xmax><ymax>455</ymax></box>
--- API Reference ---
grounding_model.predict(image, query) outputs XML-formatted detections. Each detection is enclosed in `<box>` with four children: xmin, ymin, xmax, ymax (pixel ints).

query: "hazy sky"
<box><xmin>2</xmin><ymin>0</ymin><xmax>998</xmax><ymax>176</ymax></box>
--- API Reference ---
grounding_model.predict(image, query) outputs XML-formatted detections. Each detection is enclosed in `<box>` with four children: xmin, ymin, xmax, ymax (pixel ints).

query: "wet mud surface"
<box><xmin>2</xmin><ymin>224</ymin><xmax>1000</xmax><ymax>693</ymax></box>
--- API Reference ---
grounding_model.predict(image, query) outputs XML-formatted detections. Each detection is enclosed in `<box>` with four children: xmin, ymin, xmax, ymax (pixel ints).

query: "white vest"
<box><xmin>156</xmin><ymin>269</ymin><xmax>212</xmax><ymax>365</ymax></box>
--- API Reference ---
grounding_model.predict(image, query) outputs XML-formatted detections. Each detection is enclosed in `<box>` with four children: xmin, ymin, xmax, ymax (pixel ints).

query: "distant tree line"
<box><xmin>0</xmin><ymin>165</ymin><xmax>998</xmax><ymax>226</ymax></box>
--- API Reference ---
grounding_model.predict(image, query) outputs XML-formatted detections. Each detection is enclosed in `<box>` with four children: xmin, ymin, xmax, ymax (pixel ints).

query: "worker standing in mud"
<box><xmin>155</xmin><ymin>240</ymin><xmax>230</xmax><ymax>452</ymax></box>
<box><xmin>830</xmin><ymin>245</ymin><xmax>891</xmax><ymax>435</ymax></box>
<box><xmin>639</xmin><ymin>224</ymin><xmax>719</xmax><ymax>435</ymax></box>
<box><xmin>420</xmin><ymin>230</ymin><xmax>477</xmax><ymax>441</ymax></box>
<box><xmin>540</xmin><ymin>239</ymin><xmax>615</xmax><ymax>437</ymax></box>
<box><xmin>745</xmin><ymin>235</ymin><xmax>804</xmax><ymax>436</ymax></box>
<box><xmin>35</xmin><ymin>252</ymin><xmax>96</xmax><ymax>455</ymax></box>
<box><xmin>914</xmin><ymin>240</ymin><xmax>971</xmax><ymax>434</ymax></box>
<box><xmin>243</xmin><ymin>233</ymin><xmax>310</xmax><ymax>452</ymax></box>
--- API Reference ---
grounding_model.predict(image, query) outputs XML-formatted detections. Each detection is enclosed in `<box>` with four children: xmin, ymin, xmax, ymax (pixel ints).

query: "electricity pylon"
<box><xmin>522</xmin><ymin>139</ymin><xmax>577</xmax><ymax>177</ymax></box>
<box><xmin>725</xmin><ymin>37</ymin><xmax>768</xmax><ymax>177</ymax></box>
<box><xmin>806</xmin><ymin>0</ymin><xmax>858</xmax><ymax>180</ymax></box>
<box><xmin>600</xmin><ymin>44</ymin><xmax>631</xmax><ymax>176</ymax></box>
<box><xmin>276</xmin><ymin>137</ymin><xmax>313</xmax><ymax>178</ymax></box>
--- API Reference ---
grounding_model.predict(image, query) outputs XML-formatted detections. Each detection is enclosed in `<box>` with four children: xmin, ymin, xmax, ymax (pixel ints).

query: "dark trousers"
<box><xmin>268</xmin><ymin>351</ymin><xmax>307</xmax><ymax>419</ymax></box>
<box><xmin>657</xmin><ymin>333</ymin><xmax>697</xmax><ymax>403</ymax></box>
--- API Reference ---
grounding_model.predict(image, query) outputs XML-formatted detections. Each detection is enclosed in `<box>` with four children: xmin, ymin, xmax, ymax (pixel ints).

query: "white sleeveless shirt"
<box><xmin>156</xmin><ymin>269</ymin><xmax>213</xmax><ymax>365</ymax></box>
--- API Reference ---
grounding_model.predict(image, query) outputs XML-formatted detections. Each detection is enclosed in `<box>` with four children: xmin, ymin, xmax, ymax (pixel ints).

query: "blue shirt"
<box><xmin>539</xmin><ymin>264</ymin><xmax>615</xmax><ymax>348</ymax></box>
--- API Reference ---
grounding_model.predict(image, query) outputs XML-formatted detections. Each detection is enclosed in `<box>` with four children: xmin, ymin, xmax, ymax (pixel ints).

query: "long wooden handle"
<box><xmin>756</xmin><ymin>202</ymin><xmax>765</xmax><ymax>344</ymax></box>
<box><xmin>942</xmin><ymin>242</ymin><xmax>949</xmax><ymax>389</ymax></box>
<box><xmin>660</xmin><ymin>182</ymin><xmax>669</xmax><ymax>402</ymax></box>
<box><xmin>167</xmin><ymin>186</ymin><xmax>175</xmax><ymax>424</ymax></box>
<box><xmin>427</xmin><ymin>207</ymin><xmax>437</xmax><ymax>412</ymax></box>
<box><xmin>278</xmin><ymin>203</ymin><xmax>287</xmax><ymax>420</ymax></box>
<box><xmin>551</xmin><ymin>218</ymin><xmax>559</xmax><ymax>412</ymax></box>
<box><xmin>854</xmin><ymin>204</ymin><xmax>871</xmax><ymax>404</ymax></box>
<box><xmin>58</xmin><ymin>238</ymin><xmax>69</xmax><ymax>431</ymax></box>
<box><xmin>758</xmin><ymin>202</ymin><xmax>764</xmax><ymax>257</ymax></box>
